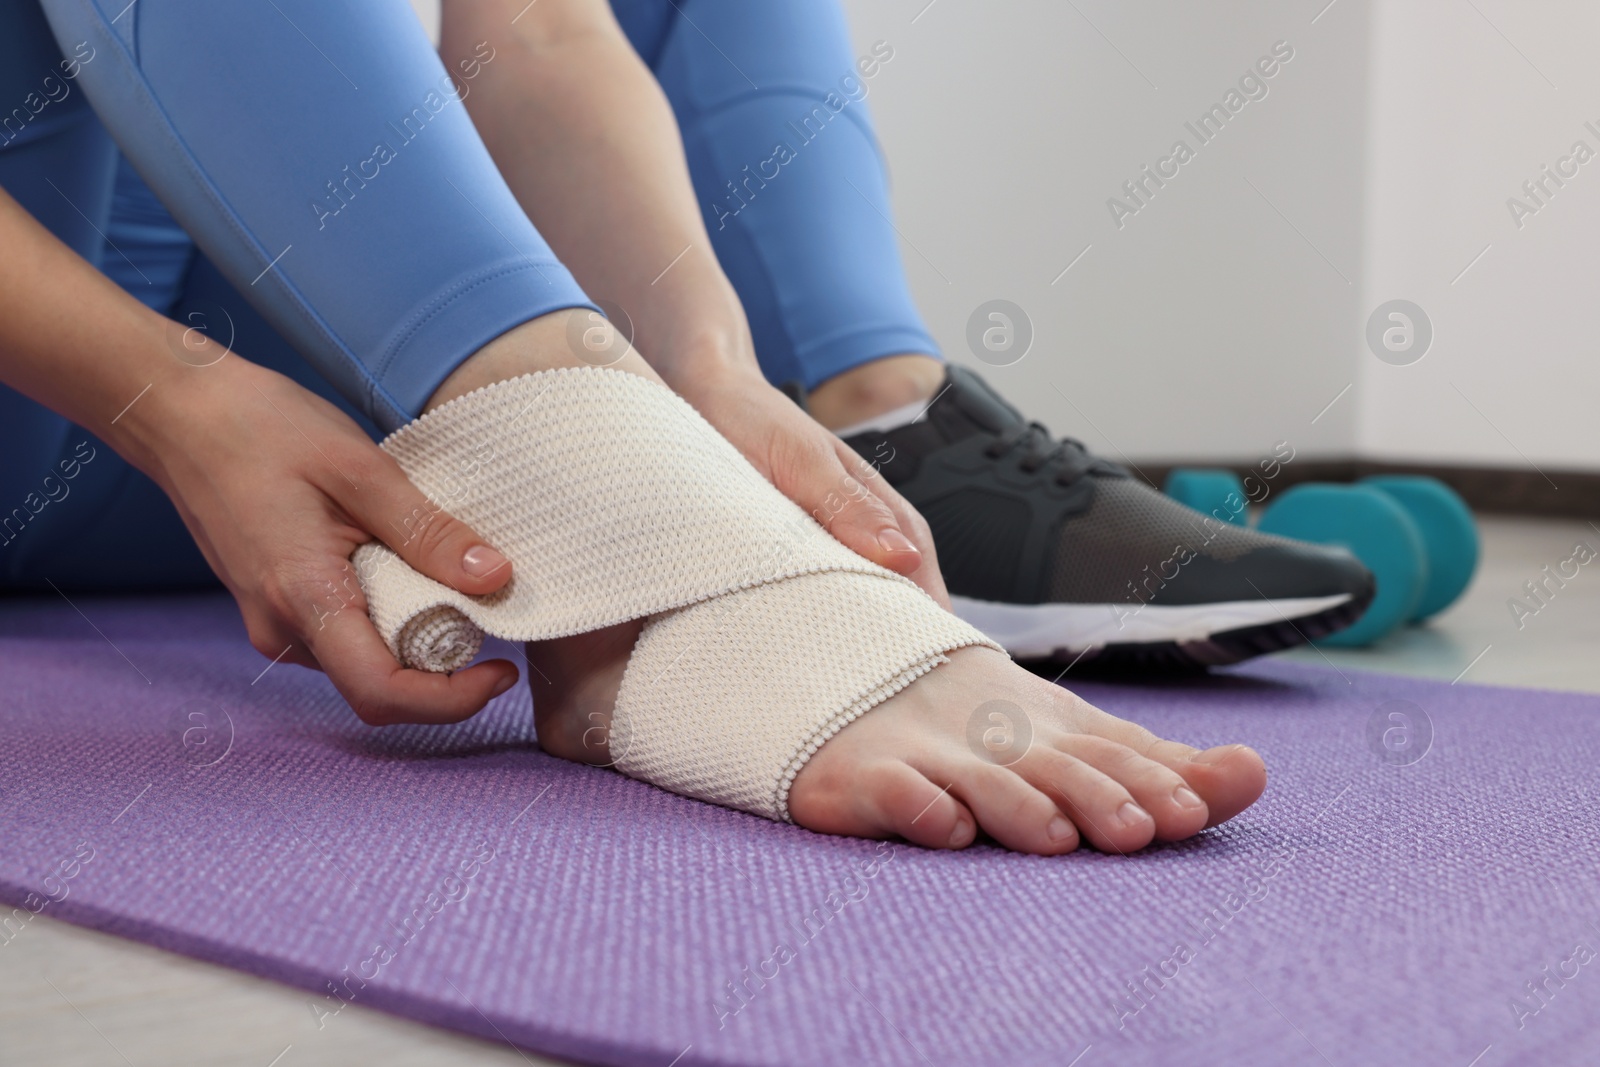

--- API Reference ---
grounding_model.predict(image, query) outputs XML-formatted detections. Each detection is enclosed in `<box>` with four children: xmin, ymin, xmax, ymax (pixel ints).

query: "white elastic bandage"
<box><xmin>354</xmin><ymin>368</ymin><xmax>997</xmax><ymax>821</ymax></box>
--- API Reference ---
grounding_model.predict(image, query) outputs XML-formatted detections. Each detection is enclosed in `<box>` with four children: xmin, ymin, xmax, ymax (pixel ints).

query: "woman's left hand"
<box><xmin>673</xmin><ymin>362</ymin><xmax>951</xmax><ymax>610</ymax></box>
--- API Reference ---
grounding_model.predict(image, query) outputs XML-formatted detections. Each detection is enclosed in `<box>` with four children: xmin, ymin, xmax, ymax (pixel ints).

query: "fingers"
<box><xmin>238</xmin><ymin>596</ymin><xmax>321</xmax><ymax>671</ymax></box>
<box><xmin>804</xmin><ymin>441</ymin><xmax>921</xmax><ymax>568</ymax></box>
<box><xmin>678</xmin><ymin>374</ymin><xmax>951</xmax><ymax>606</ymax></box>
<box><xmin>304</xmin><ymin>603</ymin><xmax>518</xmax><ymax>726</ymax></box>
<box><xmin>845</xmin><ymin>444</ymin><xmax>951</xmax><ymax>609</ymax></box>
<box><xmin>338</xmin><ymin>450</ymin><xmax>512</xmax><ymax>598</ymax></box>
<box><xmin>239</xmin><ymin>525</ymin><xmax>517</xmax><ymax>726</ymax></box>
<box><xmin>814</xmin><ymin>437</ymin><xmax>951</xmax><ymax>608</ymax></box>
<box><xmin>247</xmin><ymin>632</ymin><xmax>319</xmax><ymax>672</ymax></box>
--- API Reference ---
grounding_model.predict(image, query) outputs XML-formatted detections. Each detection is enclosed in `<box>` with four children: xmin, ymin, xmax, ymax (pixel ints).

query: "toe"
<box><xmin>1011</xmin><ymin>745</ymin><xmax>1159</xmax><ymax>853</ymax></box>
<box><xmin>927</xmin><ymin>757</ymin><xmax>1083</xmax><ymax>855</ymax></box>
<box><xmin>1063</xmin><ymin>698</ymin><xmax>1268</xmax><ymax>828</ymax></box>
<box><xmin>1180</xmin><ymin>744</ymin><xmax>1268</xmax><ymax>827</ymax></box>
<box><xmin>790</xmin><ymin>757</ymin><xmax>977</xmax><ymax>850</ymax></box>
<box><xmin>1053</xmin><ymin>734</ymin><xmax>1208</xmax><ymax>842</ymax></box>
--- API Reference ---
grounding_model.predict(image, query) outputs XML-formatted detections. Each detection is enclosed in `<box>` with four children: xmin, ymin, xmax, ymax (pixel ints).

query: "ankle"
<box><xmin>806</xmin><ymin>354</ymin><xmax>945</xmax><ymax>431</ymax></box>
<box><xmin>527</xmin><ymin>623</ymin><xmax>639</xmax><ymax>765</ymax></box>
<box><xmin>425</xmin><ymin>307</ymin><xmax>656</xmax><ymax>413</ymax></box>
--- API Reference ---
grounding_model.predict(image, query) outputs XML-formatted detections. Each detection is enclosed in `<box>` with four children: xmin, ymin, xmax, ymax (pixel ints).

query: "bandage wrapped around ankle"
<box><xmin>353</xmin><ymin>368</ymin><xmax>998</xmax><ymax>821</ymax></box>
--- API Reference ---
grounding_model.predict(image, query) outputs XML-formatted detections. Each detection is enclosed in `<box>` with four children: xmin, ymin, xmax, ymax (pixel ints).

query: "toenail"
<box><xmin>1115</xmin><ymin>801</ymin><xmax>1150</xmax><ymax>828</ymax></box>
<box><xmin>948</xmin><ymin>819</ymin><xmax>974</xmax><ymax>848</ymax></box>
<box><xmin>1047</xmin><ymin>816</ymin><xmax>1075</xmax><ymax>842</ymax></box>
<box><xmin>1173</xmin><ymin>785</ymin><xmax>1204</xmax><ymax>809</ymax></box>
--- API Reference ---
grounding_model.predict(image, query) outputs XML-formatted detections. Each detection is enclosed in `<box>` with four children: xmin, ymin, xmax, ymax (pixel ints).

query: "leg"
<box><xmin>0</xmin><ymin>131</ymin><xmax>401</xmax><ymax>589</ymax></box>
<box><xmin>611</xmin><ymin>0</ymin><xmax>941</xmax><ymax>423</ymax></box>
<box><xmin>0</xmin><ymin>12</ymin><xmax>210</xmax><ymax>588</ymax></box>
<box><xmin>37</xmin><ymin>0</ymin><xmax>596</xmax><ymax>433</ymax></box>
<box><xmin>0</xmin><ymin>3</ymin><xmax>382</xmax><ymax>588</ymax></box>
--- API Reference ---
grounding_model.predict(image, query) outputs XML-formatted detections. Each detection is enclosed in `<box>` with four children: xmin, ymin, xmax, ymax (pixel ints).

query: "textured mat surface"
<box><xmin>1</xmin><ymin>593</ymin><xmax>1597</xmax><ymax>1066</ymax></box>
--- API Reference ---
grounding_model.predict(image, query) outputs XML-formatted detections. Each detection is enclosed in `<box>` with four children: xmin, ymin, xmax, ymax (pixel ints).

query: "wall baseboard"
<box><xmin>1136</xmin><ymin>459</ymin><xmax>1600</xmax><ymax>519</ymax></box>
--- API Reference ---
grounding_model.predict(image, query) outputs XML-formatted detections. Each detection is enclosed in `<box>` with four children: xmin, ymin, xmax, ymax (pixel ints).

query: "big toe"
<box><xmin>1180</xmin><ymin>744</ymin><xmax>1268</xmax><ymax>827</ymax></box>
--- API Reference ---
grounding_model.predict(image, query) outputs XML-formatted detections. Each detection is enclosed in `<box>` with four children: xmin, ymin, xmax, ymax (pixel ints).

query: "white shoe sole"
<box><xmin>950</xmin><ymin>593</ymin><xmax>1354</xmax><ymax>660</ymax></box>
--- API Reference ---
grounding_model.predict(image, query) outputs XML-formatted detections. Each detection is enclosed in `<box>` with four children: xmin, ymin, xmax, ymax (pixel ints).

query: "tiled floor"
<box><xmin>3</xmin><ymin>516</ymin><xmax>1596</xmax><ymax>1067</ymax></box>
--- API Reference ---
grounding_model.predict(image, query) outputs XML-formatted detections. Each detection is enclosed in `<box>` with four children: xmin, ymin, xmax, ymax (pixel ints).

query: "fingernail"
<box><xmin>1173</xmin><ymin>785</ymin><xmax>1204</xmax><ymax>810</ymax></box>
<box><xmin>877</xmin><ymin>528</ymin><xmax>918</xmax><ymax>555</ymax></box>
<box><xmin>1115</xmin><ymin>802</ymin><xmax>1151</xmax><ymax>829</ymax></box>
<box><xmin>1047</xmin><ymin>815</ymin><xmax>1076</xmax><ymax>842</ymax></box>
<box><xmin>947</xmin><ymin>818</ymin><xmax>974</xmax><ymax>848</ymax></box>
<box><xmin>462</xmin><ymin>544</ymin><xmax>508</xmax><ymax>578</ymax></box>
<box><xmin>1190</xmin><ymin>744</ymin><xmax>1242</xmax><ymax>766</ymax></box>
<box><xmin>490</xmin><ymin>672</ymin><xmax>516</xmax><ymax>698</ymax></box>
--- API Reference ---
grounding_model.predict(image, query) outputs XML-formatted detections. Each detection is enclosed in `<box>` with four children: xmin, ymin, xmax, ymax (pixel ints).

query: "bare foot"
<box><xmin>530</xmin><ymin>639</ymin><xmax>1265</xmax><ymax>854</ymax></box>
<box><xmin>788</xmin><ymin>646</ymin><xmax>1265</xmax><ymax>853</ymax></box>
<box><xmin>438</xmin><ymin>318</ymin><xmax>1266</xmax><ymax>852</ymax></box>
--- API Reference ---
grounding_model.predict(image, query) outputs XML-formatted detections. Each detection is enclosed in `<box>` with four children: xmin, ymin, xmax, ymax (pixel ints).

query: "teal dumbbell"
<box><xmin>1164</xmin><ymin>468</ymin><xmax>1248</xmax><ymax>526</ymax></box>
<box><xmin>1257</xmin><ymin>477</ymin><xmax>1478</xmax><ymax>646</ymax></box>
<box><xmin>1358</xmin><ymin>476</ymin><xmax>1479</xmax><ymax>621</ymax></box>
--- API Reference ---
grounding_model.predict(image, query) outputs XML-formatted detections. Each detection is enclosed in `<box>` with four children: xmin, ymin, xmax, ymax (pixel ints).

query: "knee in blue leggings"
<box><xmin>36</xmin><ymin>0</ymin><xmax>595</xmax><ymax>431</ymax></box>
<box><xmin>3</xmin><ymin>0</ymin><xmax>595</xmax><ymax>587</ymax></box>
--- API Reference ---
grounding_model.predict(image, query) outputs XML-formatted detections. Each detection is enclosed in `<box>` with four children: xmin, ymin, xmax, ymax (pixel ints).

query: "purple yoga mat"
<box><xmin>1</xmin><ymin>592</ymin><xmax>1597</xmax><ymax>1066</ymax></box>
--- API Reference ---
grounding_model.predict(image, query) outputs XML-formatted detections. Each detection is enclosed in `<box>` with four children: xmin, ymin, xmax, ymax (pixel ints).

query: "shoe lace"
<box><xmin>983</xmin><ymin>421</ymin><xmax>1098</xmax><ymax>485</ymax></box>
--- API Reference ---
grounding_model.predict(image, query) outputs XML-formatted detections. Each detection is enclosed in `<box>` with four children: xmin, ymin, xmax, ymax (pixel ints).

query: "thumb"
<box><xmin>343</xmin><ymin>453</ymin><xmax>513</xmax><ymax>597</ymax></box>
<box><xmin>795</xmin><ymin>447</ymin><xmax>923</xmax><ymax>575</ymax></box>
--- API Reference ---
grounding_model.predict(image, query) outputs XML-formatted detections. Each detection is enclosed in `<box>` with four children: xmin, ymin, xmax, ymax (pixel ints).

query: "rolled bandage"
<box><xmin>354</xmin><ymin>368</ymin><xmax>998</xmax><ymax>821</ymax></box>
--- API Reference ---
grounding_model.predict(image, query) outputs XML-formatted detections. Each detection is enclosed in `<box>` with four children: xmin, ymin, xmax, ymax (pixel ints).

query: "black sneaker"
<box><xmin>816</xmin><ymin>366</ymin><xmax>1374</xmax><ymax>671</ymax></box>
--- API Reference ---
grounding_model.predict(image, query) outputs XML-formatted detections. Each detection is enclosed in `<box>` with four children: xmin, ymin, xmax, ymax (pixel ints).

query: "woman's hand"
<box><xmin>440</xmin><ymin>3</ymin><xmax>949</xmax><ymax>604</ymax></box>
<box><xmin>672</xmin><ymin>361</ymin><xmax>951</xmax><ymax>609</ymax></box>
<box><xmin>0</xmin><ymin>186</ymin><xmax>515</xmax><ymax>724</ymax></box>
<box><xmin>131</xmin><ymin>355</ymin><xmax>521</xmax><ymax>724</ymax></box>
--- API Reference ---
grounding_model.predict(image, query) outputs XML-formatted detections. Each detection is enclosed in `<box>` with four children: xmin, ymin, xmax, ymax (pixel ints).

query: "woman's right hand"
<box><xmin>130</xmin><ymin>354</ymin><xmax>520</xmax><ymax>725</ymax></box>
<box><xmin>0</xmin><ymin>188</ymin><xmax>512</xmax><ymax>723</ymax></box>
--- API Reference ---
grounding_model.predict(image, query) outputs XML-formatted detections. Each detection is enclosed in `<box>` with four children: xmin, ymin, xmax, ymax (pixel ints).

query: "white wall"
<box><xmin>843</xmin><ymin>0</ymin><xmax>1599</xmax><ymax>471</ymax></box>
<box><xmin>840</xmin><ymin>0</ymin><xmax>1372</xmax><ymax>465</ymax></box>
<box><xmin>1358</xmin><ymin>0</ymin><xmax>1600</xmax><ymax>470</ymax></box>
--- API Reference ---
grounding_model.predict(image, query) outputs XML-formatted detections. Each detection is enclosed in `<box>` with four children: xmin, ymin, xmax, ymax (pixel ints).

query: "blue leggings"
<box><xmin>0</xmin><ymin>0</ymin><xmax>937</xmax><ymax>590</ymax></box>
